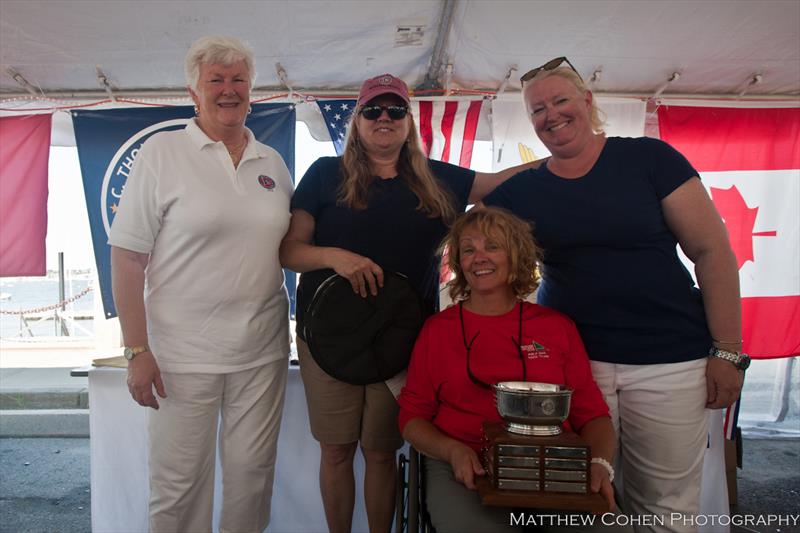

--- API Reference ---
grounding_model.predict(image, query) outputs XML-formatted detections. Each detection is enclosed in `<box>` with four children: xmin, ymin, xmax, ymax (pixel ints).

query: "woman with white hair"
<box><xmin>110</xmin><ymin>35</ymin><xmax>293</xmax><ymax>532</ymax></box>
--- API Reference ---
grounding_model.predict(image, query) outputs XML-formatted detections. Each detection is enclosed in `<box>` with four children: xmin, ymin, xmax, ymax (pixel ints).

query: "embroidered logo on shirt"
<box><xmin>258</xmin><ymin>175</ymin><xmax>276</xmax><ymax>190</ymax></box>
<box><xmin>521</xmin><ymin>340</ymin><xmax>550</xmax><ymax>359</ymax></box>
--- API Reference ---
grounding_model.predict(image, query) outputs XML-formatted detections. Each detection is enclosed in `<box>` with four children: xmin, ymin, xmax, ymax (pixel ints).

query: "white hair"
<box><xmin>185</xmin><ymin>35</ymin><xmax>256</xmax><ymax>92</ymax></box>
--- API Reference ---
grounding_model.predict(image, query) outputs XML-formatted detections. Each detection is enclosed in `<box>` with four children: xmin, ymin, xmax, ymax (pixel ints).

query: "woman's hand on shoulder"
<box><xmin>446</xmin><ymin>442</ymin><xmax>486</xmax><ymax>490</ymax></box>
<box><xmin>469</xmin><ymin>158</ymin><xmax>548</xmax><ymax>204</ymax></box>
<box><xmin>329</xmin><ymin>249</ymin><xmax>384</xmax><ymax>297</ymax></box>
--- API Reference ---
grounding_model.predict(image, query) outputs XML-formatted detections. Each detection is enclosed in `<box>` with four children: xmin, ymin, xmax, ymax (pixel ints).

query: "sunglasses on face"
<box><xmin>520</xmin><ymin>56</ymin><xmax>582</xmax><ymax>85</ymax></box>
<box><xmin>359</xmin><ymin>104</ymin><xmax>409</xmax><ymax>120</ymax></box>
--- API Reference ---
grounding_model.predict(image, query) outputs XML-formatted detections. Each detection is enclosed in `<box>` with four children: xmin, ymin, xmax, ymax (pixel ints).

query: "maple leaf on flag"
<box><xmin>710</xmin><ymin>185</ymin><xmax>776</xmax><ymax>270</ymax></box>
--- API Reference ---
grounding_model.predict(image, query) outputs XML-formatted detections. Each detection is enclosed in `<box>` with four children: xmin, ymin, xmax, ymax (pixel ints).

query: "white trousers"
<box><xmin>147</xmin><ymin>359</ymin><xmax>288</xmax><ymax>533</ymax></box>
<box><xmin>591</xmin><ymin>359</ymin><xmax>709</xmax><ymax>533</ymax></box>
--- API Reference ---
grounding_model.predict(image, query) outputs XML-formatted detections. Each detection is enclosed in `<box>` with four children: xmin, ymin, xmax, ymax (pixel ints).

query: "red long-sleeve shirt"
<box><xmin>398</xmin><ymin>302</ymin><xmax>609</xmax><ymax>451</ymax></box>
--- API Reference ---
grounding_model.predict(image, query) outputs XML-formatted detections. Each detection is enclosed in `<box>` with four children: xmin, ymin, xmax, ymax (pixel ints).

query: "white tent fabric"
<box><xmin>1</xmin><ymin>1</ymin><xmax>798</xmax><ymax>97</ymax></box>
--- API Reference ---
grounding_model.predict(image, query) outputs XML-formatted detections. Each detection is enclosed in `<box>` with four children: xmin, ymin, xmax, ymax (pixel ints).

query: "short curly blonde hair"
<box><xmin>442</xmin><ymin>208</ymin><xmax>542</xmax><ymax>302</ymax></box>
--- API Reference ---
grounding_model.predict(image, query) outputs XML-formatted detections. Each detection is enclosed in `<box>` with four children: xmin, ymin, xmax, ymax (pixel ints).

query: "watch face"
<box><xmin>738</xmin><ymin>355</ymin><xmax>752</xmax><ymax>371</ymax></box>
<box><xmin>123</xmin><ymin>348</ymin><xmax>133</xmax><ymax>360</ymax></box>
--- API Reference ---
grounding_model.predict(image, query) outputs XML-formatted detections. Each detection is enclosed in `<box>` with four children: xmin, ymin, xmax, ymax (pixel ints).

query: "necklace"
<box><xmin>226</xmin><ymin>139</ymin><xmax>247</xmax><ymax>156</ymax></box>
<box><xmin>225</xmin><ymin>137</ymin><xmax>248</xmax><ymax>166</ymax></box>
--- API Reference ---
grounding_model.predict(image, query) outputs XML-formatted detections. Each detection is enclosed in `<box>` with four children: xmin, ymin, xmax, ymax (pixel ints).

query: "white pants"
<box><xmin>591</xmin><ymin>359</ymin><xmax>709</xmax><ymax>533</ymax></box>
<box><xmin>147</xmin><ymin>359</ymin><xmax>288</xmax><ymax>533</ymax></box>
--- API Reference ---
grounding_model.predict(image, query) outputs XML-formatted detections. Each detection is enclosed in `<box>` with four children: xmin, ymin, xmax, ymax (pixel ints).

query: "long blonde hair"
<box><xmin>338</xmin><ymin>112</ymin><xmax>457</xmax><ymax>224</ymax></box>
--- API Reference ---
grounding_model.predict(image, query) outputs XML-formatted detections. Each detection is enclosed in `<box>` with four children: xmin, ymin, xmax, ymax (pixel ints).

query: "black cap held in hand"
<box><xmin>304</xmin><ymin>271</ymin><xmax>424</xmax><ymax>385</ymax></box>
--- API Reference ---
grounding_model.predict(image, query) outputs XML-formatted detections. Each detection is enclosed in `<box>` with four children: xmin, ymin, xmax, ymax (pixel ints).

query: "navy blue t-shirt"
<box><xmin>485</xmin><ymin>137</ymin><xmax>712</xmax><ymax>365</ymax></box>
<box><xmin>292</xmin><ymin>156</ymin><xmax>475</xmax><ymax>339</ymax></box>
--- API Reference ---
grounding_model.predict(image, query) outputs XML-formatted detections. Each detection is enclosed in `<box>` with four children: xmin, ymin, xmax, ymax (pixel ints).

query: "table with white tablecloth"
<box><xmin>88</xmin><ymin>365</ymin><xmax>370</xmax><ymax>533</ymax></box>
<box><xmin>88</xmin><ymin>366</ymin><xmax>729</xmax><ymax>533</ymax></box>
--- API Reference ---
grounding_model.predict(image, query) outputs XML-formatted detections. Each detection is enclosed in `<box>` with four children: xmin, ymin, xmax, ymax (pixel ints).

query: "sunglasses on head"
<box><xmin>519</xmin><ymin>56</ymin><xmax>582</xmax><ymax>85</ymax></box>
<box><xmin>359</xmin><ymin>104</ymin><xmax>409</xmax><ymax>120</ymax></box>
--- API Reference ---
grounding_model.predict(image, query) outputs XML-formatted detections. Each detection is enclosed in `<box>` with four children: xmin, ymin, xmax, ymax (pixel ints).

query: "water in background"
<box><xmin>1</xmin><ymin>271</ymin><xmax>795</xmax><ymax>436</ymax></box>
<box><xmin>0</xmin><ymin>275</ymin><xmax>94</xmax><ymax>339</ymax></box>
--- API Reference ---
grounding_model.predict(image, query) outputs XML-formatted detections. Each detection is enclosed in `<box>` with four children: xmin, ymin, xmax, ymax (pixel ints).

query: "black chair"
<box><xmin>395</xmin><ymin>447</ymin><xmax>435</xmax><ymax>533</ymax></box>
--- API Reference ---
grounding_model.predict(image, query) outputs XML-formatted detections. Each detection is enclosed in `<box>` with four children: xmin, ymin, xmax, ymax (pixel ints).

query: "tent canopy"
<box><xmin>2</xmin><ymin>0</ymin><xmax>799</xmax><ymax>99</ymax></box>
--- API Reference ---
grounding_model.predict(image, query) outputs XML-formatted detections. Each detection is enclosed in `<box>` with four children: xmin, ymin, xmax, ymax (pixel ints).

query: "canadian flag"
<box><xmin>413</xmin><ymin>100</ymin><xmax>483</xmax><ymax>168</ymax></box>
<box><xmin>658</xmin><ymin>106</ymin><xmax>800</xmax><ymax>359</ymax></box>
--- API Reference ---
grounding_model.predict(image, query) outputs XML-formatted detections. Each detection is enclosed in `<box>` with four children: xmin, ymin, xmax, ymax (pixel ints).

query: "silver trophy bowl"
<box><xmin>493</xmin><ymin>382</ymin><xmax>572</xmax><ymax>436</ymax></box>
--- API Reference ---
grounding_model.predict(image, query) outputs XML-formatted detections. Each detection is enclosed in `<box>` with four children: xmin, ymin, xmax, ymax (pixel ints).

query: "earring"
<box><xmin>248</xmin><ymin>105</ymin><xmax>253</xmax><ymax>115</ymax></box>
<box><xmin>194</xmin><ymin>105</ymin><xmax>199</xmax><ymax>116</ymax></box>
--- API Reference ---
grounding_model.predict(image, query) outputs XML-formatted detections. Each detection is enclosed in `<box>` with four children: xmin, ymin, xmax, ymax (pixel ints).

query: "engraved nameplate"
<box><xmin>544</xmin><ymin>481</ymin><xmax>587</xmax><ymax>493</ymax></box>
<box><xmin>498</xmin><ymin>467</ymin><xmax>540</xmax><ymax>480</ymax></box>
<box><xmin>498</xmin><ymin>479</ymin><xmax>541</xmax><ymax>491</ymax></box>
<box><xmin>497</xmin><ymin>445</ymin><xmax>540</xmax><ymax>456</ymax></box>
<box><xmin>545</xmin><ymin>446</ymin><xmax>588</xmax><ymax>458</ymax></box>
<box><xmin>498</xmin><ymin>456</ymin><xmax>540</xmax><ymax>468</ymax></box>
<box><xmin>544</xmin><ymin>458</ymin><xmax>587</xmax><ymax>470</ymax></box>
<box><xmin>544</xmin><ymin>469</ymin><xmax>587</xmax><ymax>481</ymax></box>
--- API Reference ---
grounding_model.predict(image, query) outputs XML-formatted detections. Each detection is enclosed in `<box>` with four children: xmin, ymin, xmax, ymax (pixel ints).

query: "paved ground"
<box><xmin>0</xmin><ymin>355</ymin><xmax>796</xmax><ymax>532</ymax></box>
<box><xmin>0</xmin><ymin>367</ymin><xmax>87</xmax><ymax>410</ymax></box>
<box><xmin>0</xmin><ymin>436</ymin><xmax>797</xmax><ymax>533</ymax></box>
<box><xmin>731</xmin><ymin>438</ymin><xmax>800</xmax><ymax>533</ymax></box>
<box><xmin>0</xmin><ymin>438</ymin><xmax>90</xmax><ymax>533</ymax></box>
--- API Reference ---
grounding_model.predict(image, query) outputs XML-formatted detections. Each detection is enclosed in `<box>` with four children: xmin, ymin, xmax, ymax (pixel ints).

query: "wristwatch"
<box><xmin>709</xmin><ymin>347</ymin><xmax>751</xmax><ymax>371</ymax></box>
<box><xmin>123</xmin><ymin>345</ymin><xmax>150</xmax><ymax>361</ymax></box>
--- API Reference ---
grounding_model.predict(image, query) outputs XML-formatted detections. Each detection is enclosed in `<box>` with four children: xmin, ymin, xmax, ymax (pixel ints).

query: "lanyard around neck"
<box><xmin>458</xmin><ymin>301</ymin><xmax>527</xmax><ymax>389</ymax></box>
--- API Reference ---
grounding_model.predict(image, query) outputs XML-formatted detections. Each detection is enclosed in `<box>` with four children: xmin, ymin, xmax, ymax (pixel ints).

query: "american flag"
<box><xmin>413</xmin><ymin>100</ymin><xmax>483</xmax><ymax>168</ymax></box>
<box><xmin>317</xmin><ymin>99</ymin><xmax>356</xmax><ymax>155</ymax></box>
<box><xmin>317</xmin><ymin>98</ymin><xmax>485</xmax><ymax>168</ymax></box>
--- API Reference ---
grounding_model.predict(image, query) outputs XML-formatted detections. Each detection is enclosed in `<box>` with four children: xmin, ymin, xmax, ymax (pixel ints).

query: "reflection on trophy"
<box><xmin>477</xmin><ymin>382</ymin><xmax>608</xmax><ymax>513</ymax></box>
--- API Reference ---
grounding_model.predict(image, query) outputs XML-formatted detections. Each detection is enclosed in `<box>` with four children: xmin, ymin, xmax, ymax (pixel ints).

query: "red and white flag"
<box><xmin>0</xmin><ymin>114</ymin><xmax>51</xmax><ymax>277</ymax></box>
<box><xmin>413</xmin><ymin>100</ymin><xmax>483</xmax><ymax>168</ymax></box>
<box><xmin>658</xmin><ymin>106</ymin><xmax>800</xmax><ymax>360</ymax></box>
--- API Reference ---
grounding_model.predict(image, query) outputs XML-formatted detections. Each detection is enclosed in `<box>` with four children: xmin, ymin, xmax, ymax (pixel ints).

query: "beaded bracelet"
<box><xmin>591</xmin><ymin>457</ymin><xmax>615</xmax><ymax>483</ymax></box>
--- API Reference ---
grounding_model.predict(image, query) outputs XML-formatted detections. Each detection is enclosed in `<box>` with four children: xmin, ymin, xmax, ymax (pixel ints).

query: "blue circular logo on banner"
<box><xmin>101</xmin><ymin>119</ymin><xmax>190</xmax><ymax>236</ymax></box>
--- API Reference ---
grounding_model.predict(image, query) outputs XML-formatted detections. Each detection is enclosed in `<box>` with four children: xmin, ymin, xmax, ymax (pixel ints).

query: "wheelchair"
<box><xmin>395</xmin><ymin>447</ymin><xmax>436</xmax><ymax>533</ymax></box>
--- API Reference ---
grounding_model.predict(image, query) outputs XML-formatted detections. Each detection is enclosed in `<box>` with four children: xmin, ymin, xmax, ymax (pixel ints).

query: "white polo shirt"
<box><xmin>109</xmin><ymin>119</ymin><xmax>292</xmax><ymax>373</ymax></box>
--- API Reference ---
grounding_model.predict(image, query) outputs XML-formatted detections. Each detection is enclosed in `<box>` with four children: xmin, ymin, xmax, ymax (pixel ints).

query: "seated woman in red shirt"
<box><xmin>398</xmin><ymin>207</ymin><xmax>617</xmax><ymax>533</ymax></box>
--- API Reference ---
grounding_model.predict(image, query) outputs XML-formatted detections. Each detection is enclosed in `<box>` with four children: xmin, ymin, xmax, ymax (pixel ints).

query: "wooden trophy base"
<box><xmin>478</xmin><ymin>421</ymin><xmax>609</xmax><ymax>514</ymax></box>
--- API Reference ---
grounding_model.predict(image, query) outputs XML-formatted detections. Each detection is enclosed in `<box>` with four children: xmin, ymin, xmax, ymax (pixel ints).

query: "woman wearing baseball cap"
<box><xmin>280</xmin><ymin>74</ymin><xmax>537</xmax><ymax>532</ymax></box>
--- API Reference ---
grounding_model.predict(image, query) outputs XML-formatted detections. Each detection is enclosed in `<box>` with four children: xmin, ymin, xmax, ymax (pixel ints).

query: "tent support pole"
<box><xmin>417</xmin><ymin>0</ymin><xmax>458</xmax><ymax>92</ymax></box>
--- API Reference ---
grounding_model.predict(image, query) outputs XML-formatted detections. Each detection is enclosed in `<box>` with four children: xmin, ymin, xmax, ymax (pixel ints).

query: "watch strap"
<box><xmin>124</xmin><ymin>345</ymin><xmax>150</xmax><ymax>360</ymax></box>
<box><xmin>709</xmin><ymin>347</ymin><xmax>750</xmax><ymax>371</ymax></box>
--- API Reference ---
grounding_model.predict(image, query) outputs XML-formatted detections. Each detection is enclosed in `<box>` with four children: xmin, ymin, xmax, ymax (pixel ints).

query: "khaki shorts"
<box><xmin>297</xmin><ymin>339</ymin><xmax>403</xmax><ymax>452</ymax></box>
